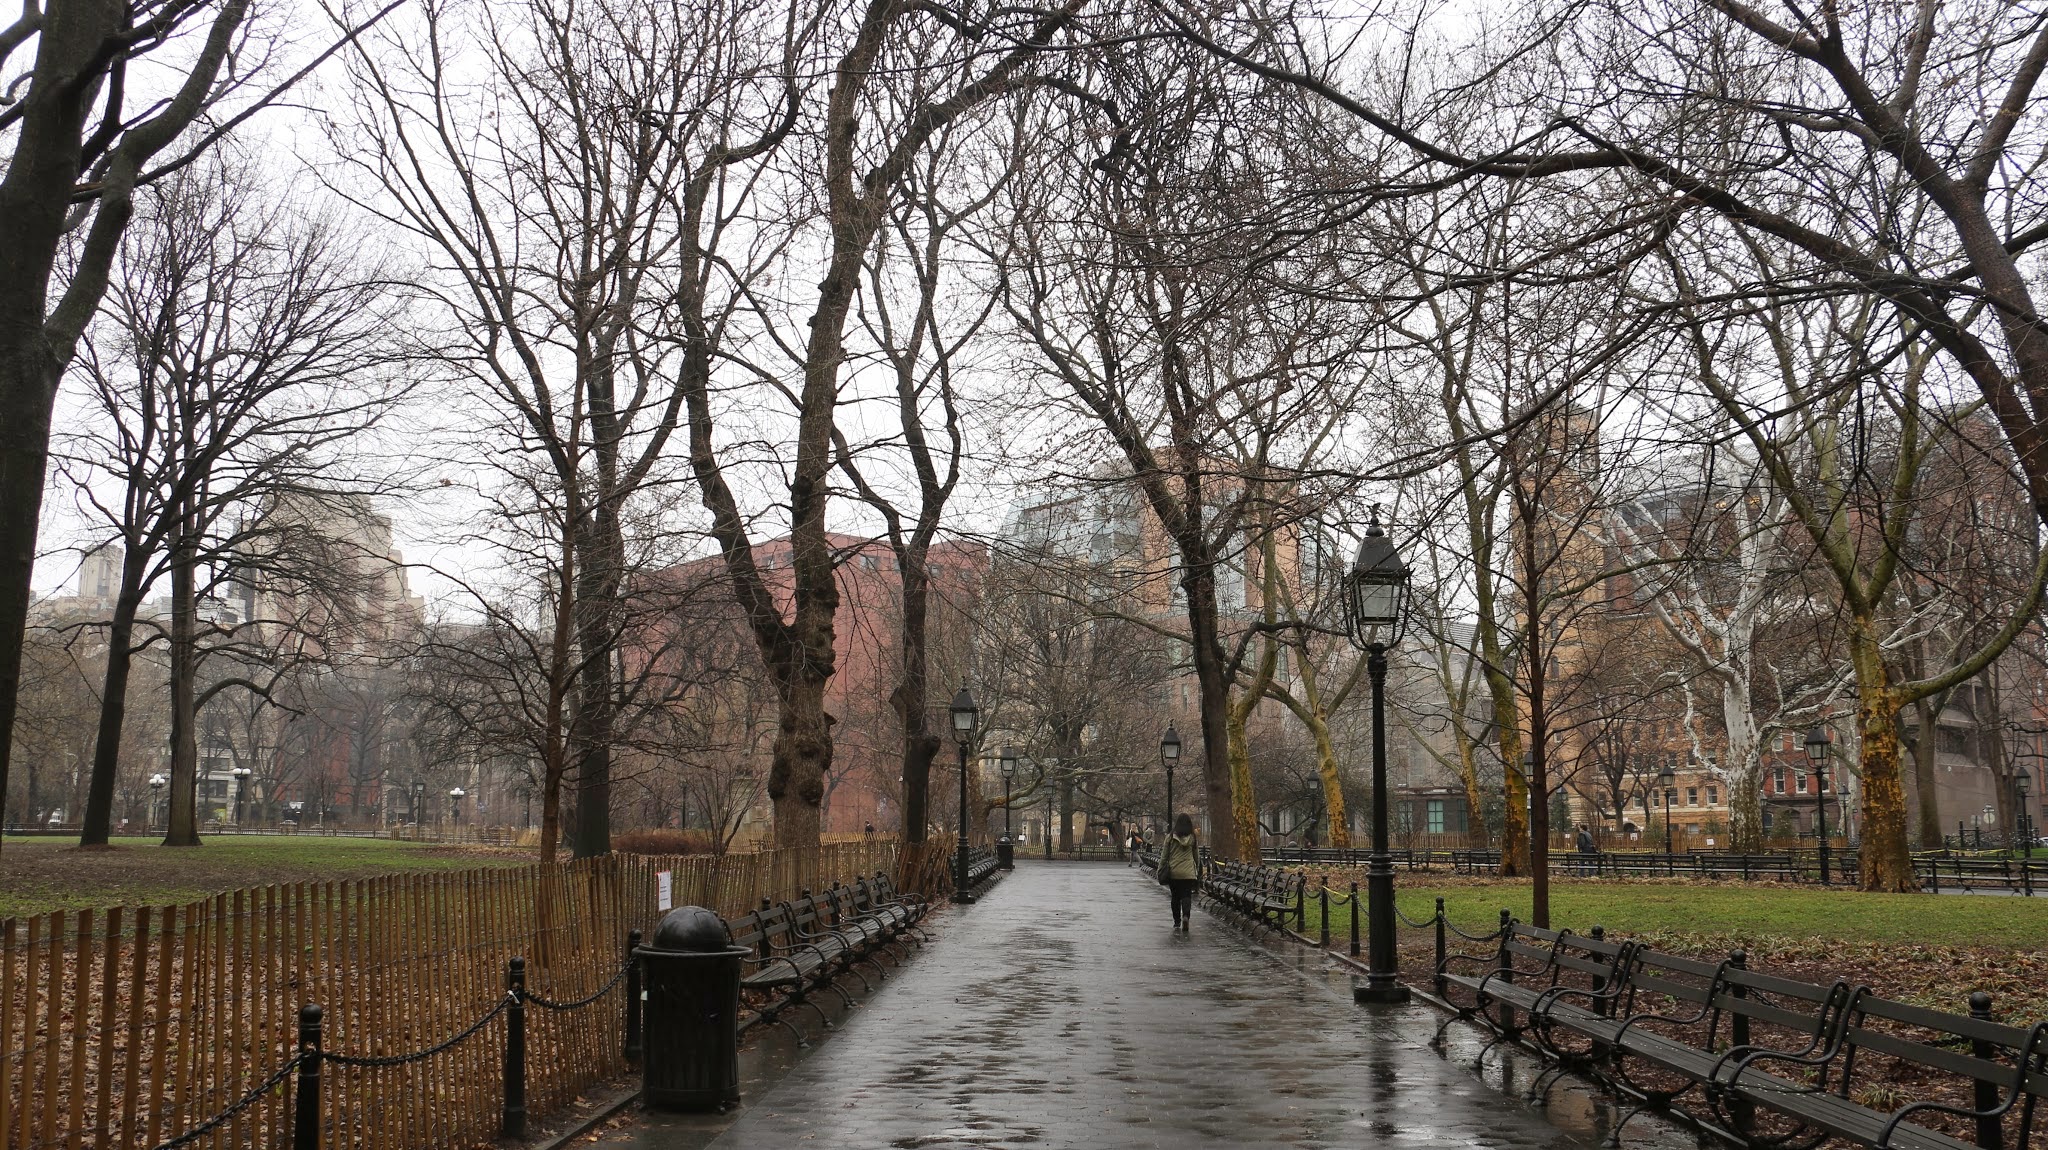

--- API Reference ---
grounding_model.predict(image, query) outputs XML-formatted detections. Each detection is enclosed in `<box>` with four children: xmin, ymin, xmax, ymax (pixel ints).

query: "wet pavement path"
<box><xmin>614</xmin><ymin>861</ymin><xmax>1670</xmax><ymax>1150</ymax></box>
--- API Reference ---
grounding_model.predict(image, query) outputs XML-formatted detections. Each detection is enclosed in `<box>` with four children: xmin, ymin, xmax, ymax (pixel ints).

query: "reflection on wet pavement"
<box><xmin>609</xmin><ymin>862</ymin><xmax>1695</xmax><ymax>1149</ymax></box>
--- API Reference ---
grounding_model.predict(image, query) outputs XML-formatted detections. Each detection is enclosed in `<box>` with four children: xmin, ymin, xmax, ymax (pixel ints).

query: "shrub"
<box><xmin>611</xmin><ymin>828</ymin><xmax>716</xmax><ymax>856</ymax></box>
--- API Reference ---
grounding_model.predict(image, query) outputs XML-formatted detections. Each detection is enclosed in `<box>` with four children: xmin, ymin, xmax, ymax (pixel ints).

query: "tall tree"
<box><xmin>60</xmin><ymin>162</ymin><xmax>399</xmax><ymax>847</ymax></box>
<box><xmin>0</xmin><ymin>0</ymin><xmax>253</xmax><ymax>836</ymax></box>
<box><xmin>677</xmin><ymin>0</ymin><xmax>1083</xmax><ymax>846</ymax></box>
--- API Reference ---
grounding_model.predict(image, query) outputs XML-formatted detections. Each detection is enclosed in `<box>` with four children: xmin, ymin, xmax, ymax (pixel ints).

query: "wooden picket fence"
<box><xmin>0</xmin><ymin>840</ymin><xmax>902</xmax><ymax>1150</ymax></box>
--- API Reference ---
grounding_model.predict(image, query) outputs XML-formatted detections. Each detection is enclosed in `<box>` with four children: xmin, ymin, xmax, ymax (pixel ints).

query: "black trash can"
<box><xmin>996</xmin><ymin>837</ymin><xmax>1015</xmax><ymax>870</ymax></box>
<box><xmin>635</xmin><ymin>906</ymin><xmax>750</xmax><ymax>1111</ymax></box>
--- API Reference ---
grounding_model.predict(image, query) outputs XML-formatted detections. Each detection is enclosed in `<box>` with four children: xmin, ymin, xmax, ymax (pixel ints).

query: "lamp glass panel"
<box><xmin>1354</xmin><ymin>581</ymin><xmax>1400</xmax><ymax>625</ymax></box>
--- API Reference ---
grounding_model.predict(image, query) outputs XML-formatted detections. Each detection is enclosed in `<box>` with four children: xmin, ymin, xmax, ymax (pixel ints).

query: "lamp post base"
<box><xmin>950</xmin><ymin>890</ymin><xmax>977</xmax><ymax>905</ymax></box>
<box><xmin>1354</xmin><ymin>980</ymin><xmax>1411</xmax><ymax>1005</ymax></box>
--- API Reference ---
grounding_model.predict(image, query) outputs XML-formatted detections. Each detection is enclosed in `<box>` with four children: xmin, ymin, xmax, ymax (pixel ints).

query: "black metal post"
<box><xmin>294</xmin><ymin>1004</ymin><xmax>322</xmax><ymax>1150</ymax></box>
<box><xmin>1727</xmin><ymin>950</ymin><xmax>1755</xmax><ymax>1129</ymax></box>
<box><xmin>624</xmin><ymin>928</ymin><xmax>642</xmax><ymax>1062</ymax></box>
<box><xmin>1350</xmin><ymin>882</ymin><xmax>1361</xmax><ymax>957</ymax></box>
<box><xmin>1432</xmin><ymin>897</ymin><xmax>1446</xmax><ymax>996</ymax></box>
<box><xmin>1356</xmin><ymin>644</ymin><xmax>1409</xmax><ymax>1003</ymax></box>
<box><xmin>503</xmin><ymin>957</ymin><xmax>527</xmax><ymax>1139</ymax></box>
<box><xmin>1044</xmin><ymin>784</ymin><xmax>1053</xmax><ymax>860</ymax></box>
<box><xmin>1970</xmin><ymin>992</ymin><xmax>2002</xmax><ymax>1148</ymax></box>
<box><xmin>1662</xmin><ymin>789</ymin><xmax>1674</xmax><ymax>860</ymax></box>
<box><xmin>952</xmin><ymin>739</ymin><xmax>975</xmax><ymax>904</ymax></box>
<box><xmin>1319</xmin><ymin>881</ymin><xmax>1330</xmax><ymax>949</ymax></box>
<box><xmin>1165</xmin><ymin>760</ymin><xmax>1175</xmax><ymax>837</ymax></box>
<box><xmin>1816</xmin><ymin>778</ymin><xmax>1831</xmax><ymax>886</ymax></box>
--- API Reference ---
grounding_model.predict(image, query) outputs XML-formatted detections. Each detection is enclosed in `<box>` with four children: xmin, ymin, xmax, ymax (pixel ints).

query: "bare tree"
<box><xmin>57</xmin><ymin>161</ymin><xmax>400</xmax><ymax>847</ymax></box>
<box><xmin>677</xmin><ymin>0</ymin><xmax>1083</xmax><ymax>848</ymax></box>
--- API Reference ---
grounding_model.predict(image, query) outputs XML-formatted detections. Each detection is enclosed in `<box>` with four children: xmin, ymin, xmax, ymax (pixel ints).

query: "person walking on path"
<box><xmin>1574</xmin><ymin>823</ymin><xmax>1598</xmax><ymax>876</ymax></box>
<box><xmin>1158</xmin><ymin>814</ymin><xmax>1201</xmax><ymax>931</ymax></box>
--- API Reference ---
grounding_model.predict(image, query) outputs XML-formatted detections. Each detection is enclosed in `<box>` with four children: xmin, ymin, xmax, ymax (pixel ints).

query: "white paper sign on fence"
<box><xmin>656</xmin><ymin>870</ymin><xmax>673</xmax><ymax>912</ymax></box>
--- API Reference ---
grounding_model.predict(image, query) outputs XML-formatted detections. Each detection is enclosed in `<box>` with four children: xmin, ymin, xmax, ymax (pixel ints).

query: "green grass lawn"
<box><xmin>1299</xmin><ymin>876</ymin><xmax>2048</xmax><ymax>949</ymax></box>
<box><xmin>0</xmin><ymin>834</ymin><xmax>533</xmax><ymax>919</ymax></box>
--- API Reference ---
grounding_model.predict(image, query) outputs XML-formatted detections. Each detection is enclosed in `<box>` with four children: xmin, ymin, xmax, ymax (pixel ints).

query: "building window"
<box><xmin>1426</xmin><ymin>799</ymin><xmax>1446</xmax><ymax>834</ymax></box>
<box><xmin>1686</xmin><ymin>786</ymin><xmax>1698</xmax><ymax>806</ymax></box>
<box><xmin>1796</xmin><ymin>773</ymin><xmax>1809</xmax><ymax>794</ymax></box>
<box><xmin>1773</xmin><ymin>769</ymin><xmax>1787</xmax><ymax>794</ymax></box>
<box><xmin>1707</xmin><ymin>786</ymin><xmax>1719</xmax><ymax>805</ymax></box>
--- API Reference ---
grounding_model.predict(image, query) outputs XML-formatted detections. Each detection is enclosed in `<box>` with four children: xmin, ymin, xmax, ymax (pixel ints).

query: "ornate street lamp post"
<box><xmin>1160</xmin><ymin>725</ymin><xmax>1181</xmax><ymax>834</ymax></box>
<box><xmin>148</xmin><ymin>773</ymin><xmax>167</xmax><ymax>831</ymax></box>
<box><xmin>1342</xmin><ymin>511</ymin><xmax>1412</xmax><ymax>1005</ymax></box>
<box><xmin>231</xmin><ymin>766</ymin><xmax>252</xmax><ymax>826</ymax></box>
<box><xmin>998</xmin><ymin>746</ymin><xmax>1017</xmax><ymax>870</ymax></box>
<box><xmin>2016</xmin><ymin>766</ymin><xmax>2033</xmax><ymax>859</ymax></box>
<box><xmin>949</xmin><ymin>686</ymin><xmax>979</xmax><ymax>904</ymax></box>
<box><xmin>1804</xmin><ymin>726</ymin><xmax>1832</xmax><ymax>885</ymax></box>
<box><xmin>1655</xmin><ymin>765</ymin><xmax>1676</xmax><ymax>860</ymax></box>
<box><xmin>450</xmin><ymin>787</ymin><xmax>466</xmax><ymax>837</ymax></box>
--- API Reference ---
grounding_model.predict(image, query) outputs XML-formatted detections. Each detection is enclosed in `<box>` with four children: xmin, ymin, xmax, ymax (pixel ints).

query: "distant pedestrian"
<box><xmin>1158</xmin><ymin>814</ymin><xmax>1201</xmax><ymax>932</ymax></box>
<box><xmin>864</xmin><ymin>822</ymin><xmax>875</xmax><ymax>841</ymax></box>
<box><xmin>1574</xmin><ymin>823</ymin><xmax>1597</xmax><ymax>875</ymax></box>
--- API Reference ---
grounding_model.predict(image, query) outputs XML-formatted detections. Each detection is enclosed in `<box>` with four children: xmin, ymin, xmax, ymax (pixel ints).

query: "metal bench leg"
<box><xmin>1603</xmin><ymin>1102</ymin><xmax>1646</xmax><ymax>1147</ymax></box>
<box><xmin>1524</xmin><ymin>1060</ymin><xmax>1570</xmax><ymax>1106</ymax></box>
<box><xmin>758</xmin><ymin>1004</ymin><xmax>811</xmax><ymax>1048</ymax></box>
<box><xmin>797</xmin><ymin>992</ymin><xmax>835</xmax><ymax>1029</ymax></box>
<box><xmin>840</xmin><ymin>960</ymin><xmax>877</xmax><ymax>993</ymax></box>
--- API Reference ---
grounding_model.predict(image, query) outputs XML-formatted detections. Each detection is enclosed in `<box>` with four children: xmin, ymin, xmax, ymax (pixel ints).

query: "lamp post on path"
<box><xmin>1804</xmin><ymin>726</ymin><xmax>1832</xmax><ymax>885</ymax></box>
<box><xmin>1160</xmin><ymin>725</ymin><xmax>1181</xmax><ymax>831</ymax></box>
<box><xmin>950</xmin><ymin>686</ymin><xmax>978</xmax><ymax>904</ymax></box>
<box><xmin>1342</xmin><ymin>510</ymin><xmax>1412</xmax><ymax>1006</ymax></box>
<box><xmin>1655</xmin><ymin>765</ymin><xmax>1675</xmax><ymax>859</ymax></box>
<box><xmin>998</xmin><ymin>746</ymin><xmax>1017</xmax><ymax>870</ymax></box>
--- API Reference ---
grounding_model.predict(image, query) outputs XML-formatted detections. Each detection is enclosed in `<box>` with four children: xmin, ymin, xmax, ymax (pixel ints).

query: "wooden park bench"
<box><xmin>1452</xmin><ymin>848</ymin><xmax>1502</xmax><ymax>874</ymax></box>
<box><xmin>1916</xmin><ymin>854</ymin><xmax>2043</xmax><ymax>896</ymax></box>
<box><xmin>727</xmin><ymin>884</ymin><xmax>921</xmax><ymax>1045</ymax></box>
<box><xmin>1202</xmin><ymin>860</ymin><xmax>1297</xmax><ymax>929</ymax></box>
<box><xmin>1435</xmin><ymin>920</ymin><xmax>2048</xmax><ymax>1149</ymax></box>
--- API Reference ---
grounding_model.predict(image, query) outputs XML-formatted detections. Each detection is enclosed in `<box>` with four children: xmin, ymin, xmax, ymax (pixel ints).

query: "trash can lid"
<box><xmin>650</xmin><ymin>905</ymin><xmax>731</xmax><ymax>952</ymax></box>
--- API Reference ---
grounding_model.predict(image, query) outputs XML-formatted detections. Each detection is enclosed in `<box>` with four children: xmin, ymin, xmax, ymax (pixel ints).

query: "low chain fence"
<box><xmin>0</xmin><ymin>841</ymin><xmax>899</xmax><ymax>1150</ymax></box>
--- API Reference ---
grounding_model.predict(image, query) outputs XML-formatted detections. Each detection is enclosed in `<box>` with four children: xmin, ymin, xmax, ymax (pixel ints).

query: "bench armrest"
<box><xmin>790</xmin><ymin>921</ymin><xmax>862</xmax><ymax>950</ymax></box>
<box><xmin>1534</xmin><ymin>983</ymin><xmax>1625</xmax><ymax>1015</ymax></box>
<box><xmin>1874</xmin><ymin>1022</ymin><xmax>2048</xmax><ymax>1148</ymax></box>
<box><xmin>767</xmin><ymin>939</ymin><xmax>837</xmax><ymax>969</ymax></box>
<box><xmin>742</xmin><ymin>953</ymin><xmax>804</xmax><ymax>982</ymax></box>
<box><xmin>1707</xmin><ymin>984</ymin><xmax>1862</xmax><ymax>1090</ymax></box>
<box><xmin>1610</xmin><ymin>1002</ymin><xmax>1716</xmax><ymax>1048</ymax></box>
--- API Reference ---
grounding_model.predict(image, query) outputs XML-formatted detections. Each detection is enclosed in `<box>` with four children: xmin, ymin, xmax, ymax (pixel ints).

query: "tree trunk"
<box><xmin>1721</xmin><ymin>675</ymin><xmax>1766</xmax><ymax>853</ymax></box>
<box><xmin>1058</xmin><ymin>775</ymin><xmax>1075</xmax><ymax>851</ymax></box>
<box><xmin>768</xmin><ymin>673</ymin><xmax>830</xmax><ymax>848</ymax></box>
<box><xmin>892</xmin><ymin>548</ymin><xmax>938</xmax><ymax>844</ymax></box>
<box><xmin>163</xmin><ymin>526</ymin><xmax>201</xmax><ymax>847</ymax></box>
<box><xmin>1849</xmin><ymin>624</ymin><xmax>1915</xmax><ymax>891</ymax></box>
<box><xmin>1456</xmin><ymin>731</ymin><xmax>1490</xmax><ymax>849</ymax></box>
<box><xmin>1224</xmin><ymin>699</ymin><xmax>1261</xmax><ymax>859</ymax></box>
<box><xmin>1302</xmin><ymin>708</ymin><xmax>1351</xmax><ymax>850</ymax></box>
<box><xmin>78</xmin><ymin>563</ymin><xmax>148</xmax><ymax>846</ymax></box>
<box><xmin>569</xmin><ymin>515</ymin><xmax>617</xmax><ymax>858</ymax></box>
<box><xmin>1489</xmin><ymin>677</ymin><xmax>1528</xmax><ymax>875</ymax></box>
<box><xmin>536</xmin><ymin>540</ymin><xmax>577</xmax><ymax>863</ymax></box>
<box><xmin>1282</xmin><ymin>633</ymin><xmax>1352</xmax><ymax>849</ymax></box>
<box><xmin>1183</xmin><ymin>560</ymin><xmax>1239</xmax><ymax>859</ymax></box>
<box><xmin>1909</xmin><ymin>696</ymin><xmax>1944</xmax><ymax>848</ymax></box>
